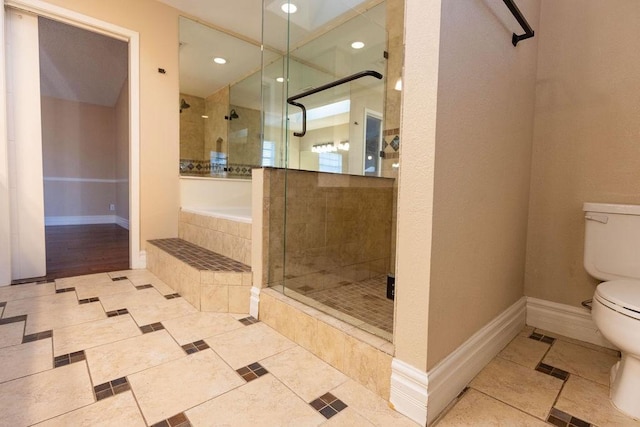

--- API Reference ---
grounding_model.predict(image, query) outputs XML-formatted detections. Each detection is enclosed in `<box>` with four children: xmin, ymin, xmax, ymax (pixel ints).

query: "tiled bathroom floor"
<box><xmin>435</xmin><ymin>327</ymin><xmax>640</xmax><ymax>427</ymax></box>
<box><xmin>0</xmin><ymin>270</ymin><xmax>416</xmax><ymax>426</ymax></box>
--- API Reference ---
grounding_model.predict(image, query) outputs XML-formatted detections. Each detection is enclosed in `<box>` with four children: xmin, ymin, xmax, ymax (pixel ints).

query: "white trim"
<box><xmin>250</xmin><ymin>286</ymin><xmax>261</xmax><ymax>318</ymax></box>
<box><xmin>138</xmin><ymin>250</ymin><xmax>147</xmax><ymax>269</ymax></box>
<box><xmin>6</xmin><ymin>0</ymin><xmax>142</xmax><ymax>270</ymax></box>
<box><xmin>116</xmin><ymin>216</ymin><xmax>129</xmax><ymax>230</ymax></box>
<box><xmin>425</xmin><ymin>296</ymin><xmax>526</xmax><ymax>424</ymax></box>
<box><xmin>526</xmin><ymin>296</ymin><xmax>615</xmax><ymax>349</ymax></box>
<box><xmin>43</xmin><ymin>177</ymin><xmax>128</xmax><ymax>183</ymax></box>
<box><xmin>45</xmin><ymin>215</ymin><xmax>116</xmax><ymax>226</ymax></box>
<box><xmin>390</xmin><ymin>358</ymin><xmax>428</xmax><ymax>426</ymax></box>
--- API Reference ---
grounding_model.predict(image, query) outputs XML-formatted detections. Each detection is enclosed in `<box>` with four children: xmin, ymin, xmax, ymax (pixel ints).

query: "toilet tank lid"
<box><xmin>583</xmin><ymin>202</ymin><xmax>640</xmax><ymax>215</ymax></box>
<box><xmin>597</xmin><ymin>280</ymin><xmax>640</xmax><ymax>313</ymax></box>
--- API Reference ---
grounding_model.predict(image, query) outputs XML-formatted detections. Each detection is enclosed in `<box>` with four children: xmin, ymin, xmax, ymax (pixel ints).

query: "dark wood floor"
<box><xmin>23</xmin><ymin>224</ymin><xmax>130</xmax><ymax>282</ymax></box>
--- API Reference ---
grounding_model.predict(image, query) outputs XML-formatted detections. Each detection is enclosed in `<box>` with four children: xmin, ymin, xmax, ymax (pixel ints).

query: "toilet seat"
<box><xmin>595</xmin><ymin>279</ymin><xmax>640</xmax><ymax>320</ymax></box>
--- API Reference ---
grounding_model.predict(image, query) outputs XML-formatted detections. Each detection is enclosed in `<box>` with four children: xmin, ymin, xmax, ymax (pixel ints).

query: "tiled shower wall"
<box><xmin>264</xmin><ymin>168</ymin><xmax>394</xmax><ymax>290</ymax></box>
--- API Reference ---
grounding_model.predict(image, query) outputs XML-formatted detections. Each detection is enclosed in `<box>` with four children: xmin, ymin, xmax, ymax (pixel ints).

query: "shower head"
<box><xmin>225</xmin><ymin>109</ymin><xmax>239</xmax><ymax>120</ymax></box>
<box><xmin>180</xmin><ymin>98</ymin><xmax>190</xmax><ymax>113</ymax></box>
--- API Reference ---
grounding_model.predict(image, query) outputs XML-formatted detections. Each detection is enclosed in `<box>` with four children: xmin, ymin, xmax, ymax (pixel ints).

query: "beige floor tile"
<box><xmin>469</xmin><ymin>357</ymin><xmax>563</xmax><ymax>420</ymax></box>
<box><xmin>436</xmin><ymin>389</ymin><xmax>549</xmax><ymax>426</ymax></box>
<box><xmin>74</xmin><ymin>280</ymin><xmax>137</xmax><ymax>300</ymax></box>
<box><xmin>330</xmin><ymin>380</ymin><xmax>419</xmax><ymax>427</ymax></box>
<box><xmin>85</xmin><ymin>329</ymin><xmax>185</xmax><ymax>385</ymax></box>
<box><xmin>128</xmin><ymin>349</ymin><xmax>244</xmax><ymax>425</ymax></box>
<box><xmin>125</xmin><ymin>298</ymin><xmax>198</xmax><ymax>326</ymax></box>
<box><xmin>555</xmin><ymin>375</ymin><xmax>640</xmax><ymax>426</ymax></box>
<box><xmin>25</xmin><ymin>303</ymin><xmax>106</xmax><ymax>335</ymax></box>
<box><xmin>542</xmin><ymin>339</ymin><xmax>619</xmax><ymax>386</ymax></box>
<box><xmin>161</xmin><ymin>312</ymin><xmax>244</xmax><ymax>345</ymax></box>
<box><xmin>56</xmin><ymin>273</ymin><xmax>113</xmax><ymax>288</ymax></box>
<box><xmin>0</xmin><ymin>338</ymin><xmax>53</xmax><ymax>383</ymax></box>
<box><xmin>33</xmin><ymin>391</ymin><xmax>146</xmax><ymax>427</ymax></box>
<box><xmin>519</xmin><ymin>325</ymin><xmax>535</xmax><ymax>337</ymax></box>
<box><xmin>0</xmin><ymin>282</ymin><xmax>55</xmax><ymax>302</ymax></box>
<box><xmin>0</xmin><ymin>321</ymin><xmax>25</xmax><ymax>348</ymax></box>
<box><xmin>99</xmin><ymin>287</ymin><xmax>166</xmax><ymax>312</ymax></box>
<box><xmin>322</xmin><ymin>408</ymin><xmax>376</xmax><ymax>426</ymax></box>
<box><xmin>498</xmin><ymin>336</ymin><xmax>551</xmax><ymax>369</ymax></box>
<box><xmin>261</xmin><ymin>345</ymin><xmax>348</xmax><ymax>402</ymax></box>
<box><xmin>186</xmin><ymin>375</ymin><xmax>326</xmax><ymax>427</ymax></box>
<box><xmin>111</xmin><ymin>270</ymin><xmax>176</xmax><ymax>295</ymax></box>
<box><xmin>53</xmin><ymin>315</ymin><xmax>141</xmax><ymax>357</ymax></box>
<box><xmin>535</xmin><ymin>328</ymin><xmax>620</xmax><ymax>357</ymax></box>
<box><xmin>0</xmin><ymin>362</ymin><xmax>94</xmax><ymax>426</ymax></box>
<box><xmin>205</xmin><ymin>322</ymin><xmax>296</xmax><ymax>369</ymax></box>
<box><xmin>3</xmin><ymin>292</ymin><xmax>78</xmax><ymax>318</ymax></box>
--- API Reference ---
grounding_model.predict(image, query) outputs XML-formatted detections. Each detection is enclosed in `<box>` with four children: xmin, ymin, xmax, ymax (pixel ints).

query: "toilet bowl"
<box><xmin>591</xmin><ymin>280</ymin><xmax>640</xmax><ymax>419</ymax></box>
<box><xmin>583</xmin><ymin>202</ymin><xmax>640</xmax><ymax>419</ymax></box>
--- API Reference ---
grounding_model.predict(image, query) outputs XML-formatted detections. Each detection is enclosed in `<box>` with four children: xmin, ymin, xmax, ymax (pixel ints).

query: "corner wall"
<box><xmin>524</xmin><ymin>0</ymin><xmax>640</xmax><ymax>306</ymax></box>
<box><xmin>426</xmin><ymin>0</ymin><xmax>540</xmax><ymax>369</ymax></box>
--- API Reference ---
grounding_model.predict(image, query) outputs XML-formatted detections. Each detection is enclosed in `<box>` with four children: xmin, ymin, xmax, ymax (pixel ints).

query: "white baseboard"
<box><xmin>390</xmin><ymin>358</ymin><xmax>428</xmax><ymax>426</ymax></box>
<box><xmin>526</xmin><ymin>296</ymin><xmax>615</xmax><ymax>349</ymax></box>
<box><xmin>250</xmin><ymin>286</ymin><xmax>260</xmax><ymax>318</ymax></box>
<box><xmin>116</xmin><ymin>216</ymin><xmax>129</xmax><ymax>230</ymax></box>
<box><xmin>426</xmin><ymin>296</ymin><xmax>526</xmax><ymax>425</ymax></box>
<box><xmin>134</xmin><ymin>250</ymin><xmax>146</xmax><ymax>269</ymax></box>
<box><xmin>45</xmin><ymin>215</ymin><xmax>116</xmax><ymax>226</ymax></box>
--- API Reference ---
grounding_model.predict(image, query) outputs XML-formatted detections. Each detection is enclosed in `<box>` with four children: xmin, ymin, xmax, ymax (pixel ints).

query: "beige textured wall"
<box><xmin>426</xmin><ymin>0</ymin><xmax>540</xmax><ymax>369</ymax></box>
<box><xmin>45</xmin><ymin>0</ymin><xmax>180</xmax><ymax>246</ymax></box>
<box><xmin>115</xmin><ymin>79</ymin><xmax>129</xmax><ymax>221</ymax></box>
<box><xmin>41</xmin><ymin>96</ymin><xmax>116</xmax><ymax>216</ymax></box>
<box><xmin>179</xmin><ymin>93</ymin><xmax>205</xmax><ymax>160</ymax></box>
<box><xmin>228</xmin><ymin>105</ymin><xmax>262</xmax><ymax>166</ymax></box>
<box><xmin>524</xmin><ymin>0</ymin><xmax>640</xmax><ymax>305</ymax></box>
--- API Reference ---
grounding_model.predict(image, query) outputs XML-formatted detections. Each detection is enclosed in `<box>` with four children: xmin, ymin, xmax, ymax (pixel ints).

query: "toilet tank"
<box><xmin>583</xmin><ymin>202</ymin><xmax>640</xmax><ymax>281</ymax></box>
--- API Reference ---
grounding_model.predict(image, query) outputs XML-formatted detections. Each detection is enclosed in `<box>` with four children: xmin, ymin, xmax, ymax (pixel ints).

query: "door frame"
<box><xmin>3</xmin><ymin>0</ymin><xmax>142</xmax><ymax>269</ymax></box>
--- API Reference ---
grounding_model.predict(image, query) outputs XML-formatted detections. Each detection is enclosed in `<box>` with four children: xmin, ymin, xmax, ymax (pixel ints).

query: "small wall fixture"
<box><xmin>225</xmin><ymin>109</ymin><xmax>239</xmax><ymax>121</ymax></box>
<box><xmin>180</xmin><ymin>98</ymin><xmax>190</xmax><ymax>113</ymax></box>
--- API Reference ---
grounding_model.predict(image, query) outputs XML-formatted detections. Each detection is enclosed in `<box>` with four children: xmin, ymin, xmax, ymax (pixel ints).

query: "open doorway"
<box><xmin>38</xmin><ymin>17</ymin><xmax>129</xmax><ymax>280</ymax></box>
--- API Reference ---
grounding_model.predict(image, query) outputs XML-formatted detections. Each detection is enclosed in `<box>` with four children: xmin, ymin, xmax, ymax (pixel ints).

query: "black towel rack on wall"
<box><xmin>286</xmin><ymin>70</ymin><xmax>383</xmax><ymax>138</ymax></box>
<box><xmin>503</xmin><ymin>0</ymin><xmax>535</xmax><ymax>46</ymax></box>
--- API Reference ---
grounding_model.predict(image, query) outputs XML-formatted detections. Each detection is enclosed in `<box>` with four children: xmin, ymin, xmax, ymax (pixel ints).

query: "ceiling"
<box><xmin>39</xmin><ymin>17</ymin><xmax>128</xmax><ymax>107</ymax></box>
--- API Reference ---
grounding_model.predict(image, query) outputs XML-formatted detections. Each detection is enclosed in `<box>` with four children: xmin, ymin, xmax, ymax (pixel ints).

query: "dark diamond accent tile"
<box><xmin>140</xmin><ymin>322</ymin><xmax>164</xmax><ymax>334</ymax></box>
<box><xmin>94</xmin><ymin>377</ymin><xmax>131</xmax><ymax>401</ymax></box>
<box><xmin>541</xmin><ymin>335</ymin><xmax>556</xmax><ymax>344</ymax></box>
<box><xmin>111</xmin><ymin>276</ymin><xmax>128</xmax><ymax>281</ymax></box>
<box><xmin>54</xmin><ymin>350</ymin><xmax>86</xmax><ymax>368</ymax></box>
<box><xmin>0</xmin><ymin>301</ymin><xmax>5</xmax><ymax>308</ymax></box>
<box><xmin>547</xmin><ymin>415</ymin><xmax>567</xmax><ymax>427</ymax></box>
<box><xmin>167</xmin><ymin>412</ymin><xmax>191</xmax><ymax>427</ymax></box>
<box><xmin>236</xmin><ymin>361</ymin><xmax>269</xmax><ymax>383</ymax></box>
<box><xmin>79</xmin><ymin>297</ymin><xmax>100</xmax><ymax>304</ymax></box>
<box><xmin>0</xmin><ymin>314</ymin><xmax>27</xmax><ymax>325</ymax></box>
<box><xmin>529</xmin><ymin>332</ymin><xmax>556</xmax><ymax>345</ymax></box>
<box><xmin>309</xmin><ymin>393</ymin><xmax>348</xmax><ymax>420</ymax></box>
<box><xmin>536</xmin><ymin>363</ymin><xmax>570</xmax><ymax>381</ymax></box>
<box><xmin>182</xmin><ymin>343</ymin><xmax>198</xmax><ymax>354</ymax></box>
<box><xmin>106</xmin><ymin>308</ymin><xmax>129</xmax><ymax>317</ymax></box>
<box><xmin>56</xmin><ymin>287</ymin><xmax>75</xmax><ymax>294</ymax></box>
<box><xmin>165</xmin><ymin>293</ymin><xmax>181</xmax><ymax>299</ymax></box>
<box><xmin>238</xmin><ymin>316</ymin><xmax>259</xmax><ymax>326</ymax></box>
<box><xmin>23</xmin><ymin>330</ymin><xmax>53</xmax><ymax>344</ymax></box>
<box><xmin>547</xmin><ymin>408</ymin><xmax>592</xmax><ymax>427</ymax></box>
<box><xmin>135</xmin><ymin>284</ymin><xmax>154</xmax><ymax>290</ymax></box>
<box><xmin>151</xmin><ymin>421</ymin><xmax>170</xmax><ymax>427</ymax></box>
<box><xmin>193</xmin><ymin>340</ymin><xmax>209</xmax><ymax>351</ymax></box>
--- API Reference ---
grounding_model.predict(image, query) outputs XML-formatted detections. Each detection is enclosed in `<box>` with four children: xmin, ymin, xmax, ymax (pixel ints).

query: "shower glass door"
<box><xmin>263</xmin><ymin>0</ymin><xmax>395</xmax><ymax>341</ymax></box>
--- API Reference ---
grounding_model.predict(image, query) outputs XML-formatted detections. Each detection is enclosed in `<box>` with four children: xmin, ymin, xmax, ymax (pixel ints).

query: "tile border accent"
<box><xmin>56</xmin><ymin>287</ymin><xmax>75</xmax><ymax>294</ymax></box>
<box><xmin>106</xmin><ymin>308</ymin><xmax>129</xmax><ymax>317</ymax></box>
<box><xmin>536</xmin><ymin>362</ymin><xmax>570</xmax><ymax>381</ymax></box>
<box><xmin>238</xmin><ymin>316</ymin><xmax>258</xmax><ymax>326</ymax></box>
<box><xmin>0</xmin><ymin>314</ymin><xmax>27</xmax><ymax>325</ymax></box>
<box><xmin>150</xmin><ymin>412</ymin><xmax>191</xmax><ymax>427</ymax></box>
<box><xmin>111</xmin><ymin>276</ymin><xmax>128</xmax><ymax>281</ymax></box>
<box><xmin>529</xmin><ymin>331</ymin><xmax>556</xmax><ymax>344</ymax></box>
<box><xmin>526</xmin><ymin>297</ymin><xmax>615</xmax><ymax>349</ymax></box>
<box><xmin>22</xmin><ymin>329</ymin><xmax>52</xmax><ymax>343</ymax></box>
<box><xmin>309</xmin><ymin>392</ymin><xmax>348</xmax><ymax>419</ymax></box>
<box><xmin>182</xmin><ymin>340</ymin><xmax>209</xmax><ymax>354</ymax></box>
<box><xmin>79</xmin><ymin>297</ymin><xmax>100</xmax><ymax>304</ymax></box>
<box><xmin>54</xmin><ymin>350</ymin><xmax>86</xmax><ymax>368</ymax></box>
<box><xmin>547</xmin><ymin>407</ymin><xmax>592</xmax><ymax>427</ymax></box>
<box><xmin>94</xmin><ymin>377</ymin><xmax>131</xmax><ymax>401</ymax></box>
<box><xmin>164</xmin><ymin>293</ymin><xmax>181</xmax><ymax>299</ymax></box>
<box><xmin>236</xmin><ymin>362</ymin><xmax>268</xmax><ymax>382</ymax></box>
<box><xmin>140</xmin><ymin>322</ymin><xmax>165</xmax><ymax>334</ymax></box>
<box><xmin>135</xmin><ymin>284</ymin><xmax>154</xmax><ymax>290</ymax></box>
<box><xmin>410</xmin><ymin>296</ymin><xmax>527</xmax><ymax>425</ymax></box>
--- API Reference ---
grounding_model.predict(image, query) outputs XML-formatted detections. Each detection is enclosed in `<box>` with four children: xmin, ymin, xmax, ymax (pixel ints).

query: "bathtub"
<box><xmin>180</xmin><ymin>206</ymin><xmax>252</xmax><ymax>224</ymax></box>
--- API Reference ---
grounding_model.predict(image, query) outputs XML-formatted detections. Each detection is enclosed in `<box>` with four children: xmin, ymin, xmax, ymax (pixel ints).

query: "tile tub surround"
<box><xmin>146</xmin><ymin>238</ymin><xmax>252</xmax><ymax>313</ymax></box>
<box><xmin>179</xmin><ymin>210</ymin><xmax>252</xmax><ymax>267</ymax></box>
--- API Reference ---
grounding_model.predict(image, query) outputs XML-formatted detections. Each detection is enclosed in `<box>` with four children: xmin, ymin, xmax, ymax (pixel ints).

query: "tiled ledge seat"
<box><xmin>147</xmin><ymin>238</ymin><xmax>252</xmax><ymax>313</ymax></box>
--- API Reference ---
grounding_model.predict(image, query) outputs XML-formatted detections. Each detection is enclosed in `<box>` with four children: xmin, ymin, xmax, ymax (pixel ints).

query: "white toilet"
<box><xmin>584</xmin><ymin>202</ymin><xmax>640</xmax><ymax>419</ymax></box>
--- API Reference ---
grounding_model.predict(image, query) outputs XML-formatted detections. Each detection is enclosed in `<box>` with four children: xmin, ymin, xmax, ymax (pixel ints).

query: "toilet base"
<box><xmin>610</xmin><ymin>353</ymin><xmax>640</xmax><ymax>420</ymax></box>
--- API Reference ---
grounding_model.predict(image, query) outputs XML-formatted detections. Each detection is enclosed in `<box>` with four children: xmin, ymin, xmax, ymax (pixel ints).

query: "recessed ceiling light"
<box><xmin>276</xmin><ymin>77</ymin><xmax>284</xmax><ymax>83</ymax></box>
<box><xmin>281</xmin><ymin>3</ymin><xmax>297</xmax><ymax>14</ymax></box>
<box><xmin>201</xmin><ymin>115</ymin><xmax>209</xmax><ymax>119</ymax></box>
<box><xmin>213</xmin><ymin>57</ymin><xmax>227</xmax><ymax>64</ymax></box>
<box><xmin>351</xmin><ymin>41</ymin><xmax>365</xmax><ymax>49</ymax></box>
